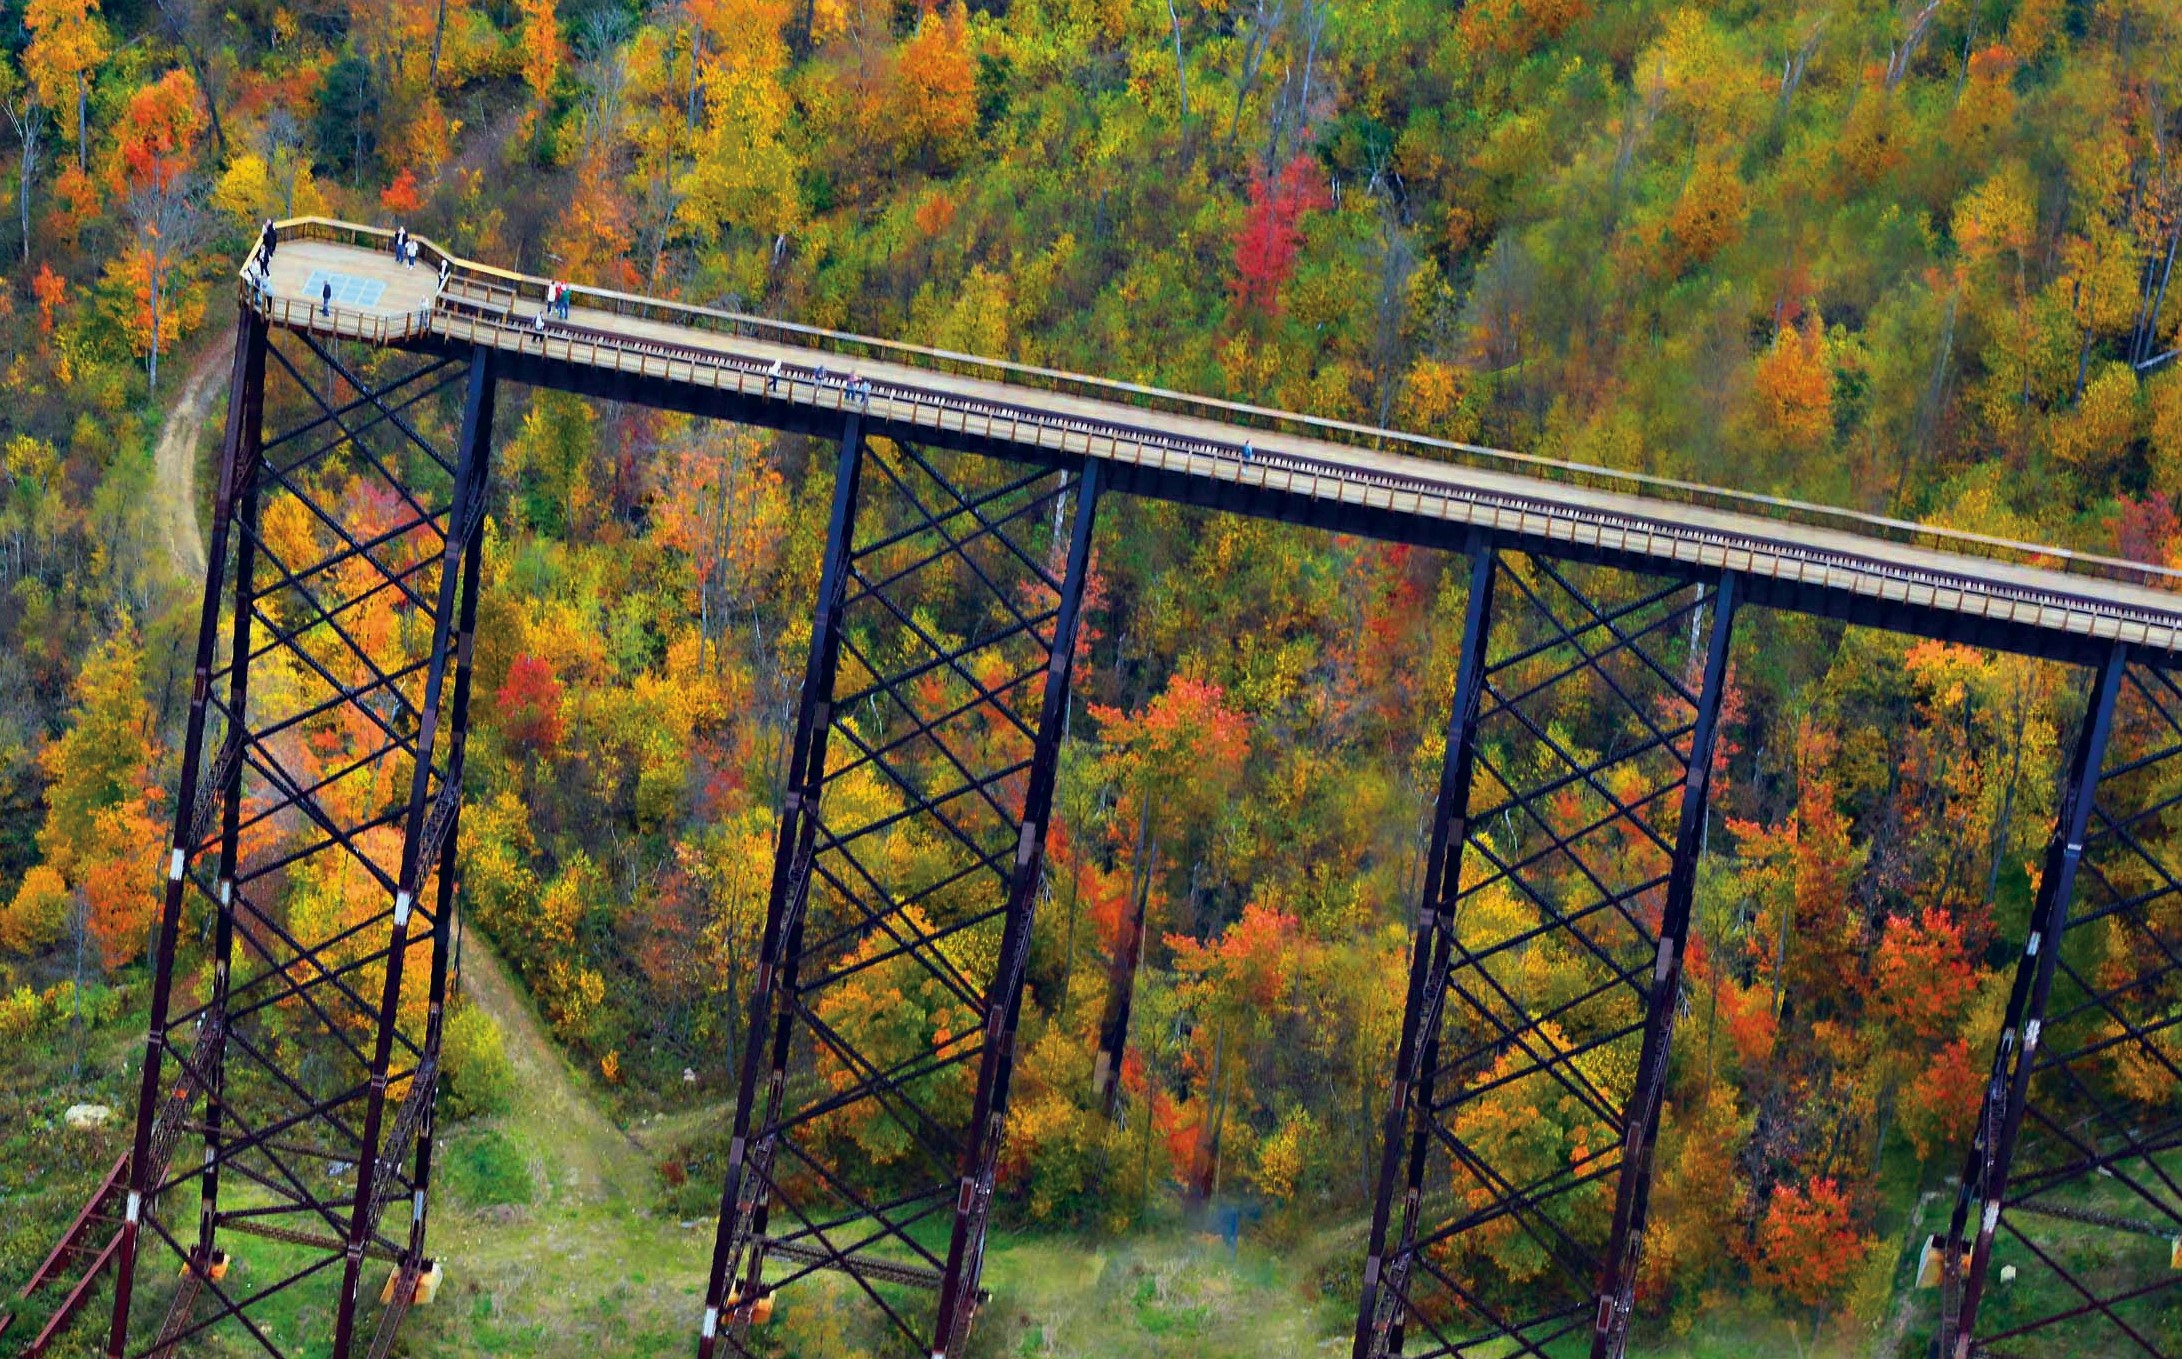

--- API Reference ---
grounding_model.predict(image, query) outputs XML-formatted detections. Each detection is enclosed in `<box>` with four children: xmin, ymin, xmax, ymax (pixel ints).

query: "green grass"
<box><xmin>439</xmin><ymin>1130</ymin><xmax>535</xmax><ymax>1211</ymax></box>
<box><xmin>12</xmin><ymin>945</ymin><xmax>2181</xmax><ymax>1358</ymax></box>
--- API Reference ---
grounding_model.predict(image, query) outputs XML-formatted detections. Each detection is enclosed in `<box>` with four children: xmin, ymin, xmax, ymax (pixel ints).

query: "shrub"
<box><xmin>0</xmin><ymin>985</ymin><xmax>42</xmax><ymax>1040</ymax></box>
<box><xmin>440</xmin><ymin>1004</ymin><xmax>514</xmax><ymax>1119</ymax></box>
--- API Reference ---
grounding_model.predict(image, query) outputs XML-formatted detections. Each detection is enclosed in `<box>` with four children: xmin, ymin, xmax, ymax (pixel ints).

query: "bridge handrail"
<box><xmin>255</xmin><ymin>217</ymin><xmax>2182</xmax><ymax>593</ymax></box>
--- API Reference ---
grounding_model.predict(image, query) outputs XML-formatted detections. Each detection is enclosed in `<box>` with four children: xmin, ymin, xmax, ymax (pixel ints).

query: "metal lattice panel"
<box><xmin>1943</xmin><ymin>651</ymin><xmax>2182</xmax><ymax>1359</ymax></box>
<box><xmin>1356</xmin><ymin>548</ymin><xmax>1737</xmax><ymax>1359</ymax></box>
<box><xmin>700</xmin><ymin>429</ymin><xmax>1100</xmax><ymax>1357</ymax></box>
<box><xmin>100</xmin><ymin>309</ymin><xmax>494</xmax><ymax>1359</ymax></box>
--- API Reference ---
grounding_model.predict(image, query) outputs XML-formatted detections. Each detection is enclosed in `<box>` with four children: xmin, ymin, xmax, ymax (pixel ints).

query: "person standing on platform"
<box><xmin>321</xmin><ymin>279</ymin><xmax>332</xmax><ymax>316</ymax></box>
<box><xmin>557</xmin><ymin>282</ymin><xmax>570</xmax><ymax>319</ymax></box>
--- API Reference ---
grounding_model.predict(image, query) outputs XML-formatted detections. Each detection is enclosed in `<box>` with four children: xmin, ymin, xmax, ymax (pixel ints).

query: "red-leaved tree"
<box><xmin>1231</xmin><ymin>153</ymin><xmax>1329</xmax><ymax>316</ymax></box>
<box><xmin>1749</xmin><ymin>1177</ymin><xmax>1875</xmax><ymax>1310</ymax></box>
<box><xmin>496</xmin><ymin>653</ymin><xmax>566</xmax><ymax>757</ymax></box>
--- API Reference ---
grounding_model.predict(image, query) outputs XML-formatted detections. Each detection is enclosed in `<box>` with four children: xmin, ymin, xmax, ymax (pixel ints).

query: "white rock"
<box><xmin>683</xmin><ymin>1068</ymin><xmax>697</xmax><ymax>1083</ymax></box>
<box><xmin>2000</xmin><ymin>1265</ymin><xmax>2017</xmax><ymax>1284</ymax></box>
<box><xmin>64</xmin><ymin>1103</ymin><xmax>113</xmax><ymax>1129</ymax></box>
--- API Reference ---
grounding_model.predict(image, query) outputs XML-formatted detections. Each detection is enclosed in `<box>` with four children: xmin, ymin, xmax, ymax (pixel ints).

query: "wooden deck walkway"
<box><xmin>242</xmin><ymin>218</ymin><xmax>2182</xmax><ymax>660</ymax></box>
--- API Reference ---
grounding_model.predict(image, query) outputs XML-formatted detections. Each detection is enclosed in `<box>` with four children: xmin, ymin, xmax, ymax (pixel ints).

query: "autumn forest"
<box><xmin>0</xmin><ymin>0</ymin><xmax>2180</xmax><ymax>1352</ymax></box>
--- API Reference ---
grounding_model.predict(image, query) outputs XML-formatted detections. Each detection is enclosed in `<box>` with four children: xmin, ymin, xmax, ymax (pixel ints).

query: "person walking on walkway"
<box><xmin>393</xmin><ymin>226</ymin><xmax>406</xmax><ymax>260</ymax></box>
<box><xmin>321</xmin><ymin>279</ymin><xmax>333</xmax><ymax>316</ymax></box>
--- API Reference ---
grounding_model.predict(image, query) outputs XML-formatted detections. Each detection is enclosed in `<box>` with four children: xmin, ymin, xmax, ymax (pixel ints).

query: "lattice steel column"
<box><xmin>1590</xmin><ymin>574</ymin><xmax>1737</xmax><ymax>1358</ymax></box>
<box><xmin>700</xmin><ymin>434</ymin><xmax>1100</xmax><ymax>1358</ymax></box>
<box><xmin>330</xmin><ymin>352</ymin><xmax>498</xmax><ymax>1359</ymax></box>
<box><xmin>85</xmin><ymin>317</ymin><xmax>492</xmax><ymax>1359</ymax></box>
<box><xmin>1354</xmin><ymin>539</ymin><xmax>1496</xmax><ymax>1359</ymax></box>
<box><xmin>108</xmin><ymin>307</ymin><xmax>267</xmax><ymax>1358</ymax></box>
<box><xmin>1937</xmin><ymin>645</ymin><xmax>2182</xmax><ymax>1359</ymax></box>
<box><xmin>1354</xmin><ymin>553</ymin><xmax>1737</xmax><ymax>1359</ymax></box>
<box><xmin>931</xmin><ymin>464</ymin><xmax>1102</xmax><ymax>1355</ymax></box>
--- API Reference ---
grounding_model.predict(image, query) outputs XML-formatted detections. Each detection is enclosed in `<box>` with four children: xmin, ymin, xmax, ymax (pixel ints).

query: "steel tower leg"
<box><xmin>1355</xmin><ymin>540</ymin><xmax>1497</xmax><ymax>1359</ymax></box>
<box><xmin>700</xmin><ymin>432</ymin><xmax>1095</xmax><ymax>1357</ymax></box>
<box><xmin>331</xmin><ymin>352</ymin><xmax>498</xmax><ymax>1359</ymax></box>
<box><xmin>1353</xmin><ymin>554</ymin><xmax>1737</xmax><ymax>1359</ymax></box>
<box><xmin>930</xmin><ymin>464</ymin><xmax>1103</xmax><ymax>1356</ymax></box>
<box><xmin>1590</xmin><ymin>575</ymin><xmax>1738</xmax><ymax>1358</ymax></box>
<box><xmin>193</xmin><ymin>328</ymin><xmax>269</xmax><ymax>1273</ymax></box>
<box><xmin>701</xmin><ymin>413</ymin><xmax>869</xmax><ymax>1358</ymax></box>
<box><xmin>1939</xmin><ymin>644</ymin><xmax>2127</xmax><ymax>1359</ymax></box>
<box><xmin>75</xmin><ymin>321</ymin><xmax>490</xmax><ymax>1359</ymax></box>
<box><xmin>403</xmin><ymin>481</ymin><xmax>491</xmax><ymax>1268</ymax></box>
<box><xmin>108</xmin><ymin>307</ymin><xmax>267</xmax><ymax>1358</ymax></box>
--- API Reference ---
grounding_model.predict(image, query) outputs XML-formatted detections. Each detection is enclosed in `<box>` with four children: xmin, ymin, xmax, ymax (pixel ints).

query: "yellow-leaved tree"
<box><xmin>674</xmin><ymin>0</ymin><xmax>802</xmax><ymax>248</ymax></box>
<box><xmin>22</xmin><ymin>0</ymin><xmax>106</xmax><ymax>170</ymax></box>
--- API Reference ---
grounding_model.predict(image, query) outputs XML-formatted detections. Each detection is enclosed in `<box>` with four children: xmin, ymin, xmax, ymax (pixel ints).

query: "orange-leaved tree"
<box><xmin>888</xmin><ymin>2</ymin><xmax>976</xmax><ymax>167</ymax></box>
<box><xmin>7</xmin><ymin>627</ymin><xmax>165</xmax><ymax>969</ymax></box>
<box><xmin>496</xmin><ymin>653</ymin><xmax>567</xmax><ymax>760</ymax></box>
<box><xmin>516</xmin><ymin>0</ymin><xmax>561</xmax><ymax>130</ymax></box>
<box><xmin>1085</xmin><ymin>676</ymin><xmax>1250</xmax><ymax>1112</ymax></box>
<box><xmin>1748</xmin><ymin>1176</ymin><xmax>1876</xmax><ymax>1312</ymax></box>
<box><xmin>1900</xmin><ymin>1038</ymin><xmax>1984</xmax><ymax>1163</ymax></box>
<box><xmin>1166</xmin><ymin>901</ymin><xmax>1304</xmax><ymax>1196</ymax></box>
<box><xmin>106</xmin><ymin>67</ymin><xmax>206</xmax><ymax>389</ymax></box>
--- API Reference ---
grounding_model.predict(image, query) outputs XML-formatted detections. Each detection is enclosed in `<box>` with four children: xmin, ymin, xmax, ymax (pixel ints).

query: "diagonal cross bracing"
<box><xmin>1355</xmin><ymin>548</ymin><xmax>1739</xmax><ymax>1359</ymax></box>
<box><xmin>1942</xmin><ymin>651</ymin><xmax>2182</xmax><ymax>1359</ymax></box>
<box><xmin>94</xmin><ymin>312</ymin><xmax>495</xmax><ymax>1359</ymax></box>
<box><xmin>701</xmin><ymin>427</ymin><xmax>1102</xmax><ymax>1358</ymax></box>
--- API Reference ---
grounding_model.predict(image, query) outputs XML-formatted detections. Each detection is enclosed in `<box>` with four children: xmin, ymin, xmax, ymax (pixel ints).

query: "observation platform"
<box><xmin>242</xmin><ymin>218</ymin><xmax>2182</xmax><ymax>665</ymax></box>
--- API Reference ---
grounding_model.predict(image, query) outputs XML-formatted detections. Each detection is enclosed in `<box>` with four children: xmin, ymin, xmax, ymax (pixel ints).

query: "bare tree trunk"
<box><xmin>1093</xmin><ymin>798</ymin><xmax>1155</xmax><ymax>1118</ymax></box>
<box><xmin>6</xmin><ymin>99</ymin><xmax>38</xmax><ymax>266</ymax></box>
<box><xmin>1984</xmin><ymin>674</ymin><xmax>2028</xmax><ymax>905</ymax></box>
<box><xmin>1225</xmin><ymin>0</ymin><xmax>1285</xmax><ymax>156</ymax></box>
<box><xmin>1203</xmin><ymin>1021</ymin><xmax>1228</xmax><ymax>1200</ymax></box>
<box><xmin>1371</xmin><ymin>204</ymin><xmax>1418</xmax><ymax>425</ymax></box>
<box><xmin>1164</xmin><ymin>0</ymin><xmax>1190</xmax><ymax>125</ymax></box>
<box><xmin>149</xmin><ymin>244</ymin><xmax>162</xmax><ymax>390</ymax></box>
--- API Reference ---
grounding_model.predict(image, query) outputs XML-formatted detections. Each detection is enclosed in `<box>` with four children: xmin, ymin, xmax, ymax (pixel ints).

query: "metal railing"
<box><xmin>244</xmin><ymin>217</ymin><xmax>2182</xmax><ymax>595</ymax></box>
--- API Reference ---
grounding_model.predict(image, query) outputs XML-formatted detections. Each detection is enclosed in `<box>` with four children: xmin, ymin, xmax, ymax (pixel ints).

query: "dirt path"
<box><xmin>456</xmin><ymin>931</ymin><xmax>652</xmax><ymax>1204</ymax></box>
<box><xmin>153</xmin><ymin>338</ymin><xmax>234</xmax><ymax>583</ymax></box>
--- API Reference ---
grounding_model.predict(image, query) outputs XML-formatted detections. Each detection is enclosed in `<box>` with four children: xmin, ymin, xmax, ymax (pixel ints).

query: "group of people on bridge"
<box><xmin>242</xmin><ymin>220</ymin><xmax>277</xmax><ymax>309</ymax></box>
<box><xmin>764</xmin><ymin>358</ymin><xmax>876</xmax><ymax>408</ymax></box>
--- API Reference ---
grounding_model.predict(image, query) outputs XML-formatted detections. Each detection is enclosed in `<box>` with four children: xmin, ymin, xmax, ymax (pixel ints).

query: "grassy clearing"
<box><xmin>10</xmin><ymin>941</ymin><xmax>2182</xmax><ymax>1357</ymax></box>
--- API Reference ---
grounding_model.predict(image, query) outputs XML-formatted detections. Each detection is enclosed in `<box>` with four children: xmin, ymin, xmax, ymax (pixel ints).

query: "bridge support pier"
<box><xmin>702</xmin><ymin>434</ymin><xmax>1102</xmax><ymax>1358</ymax></box>
<box><xmin>92</xmin><ymin>313</ymin><xmax>490</xmax><ymax>1359</ymax></box>
<box><xmin>1939</xmin><ymin>647</ymin><xmax>2182</xmax><ymax>1359</ymax></box>
<box><xmin>1354</xmin><ymin>551</ymin><xmax>1738</xmax><ymax>1359</ymax></box>
<box><xmin>330</xmin><ymin>351</ymin><xmax>497</xmax><ymax>1359</ymax></box>
<box><xmin>108</xmin><ymin>306</ymin><xmax>267</xmax><ymax>1359</ymax></box>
